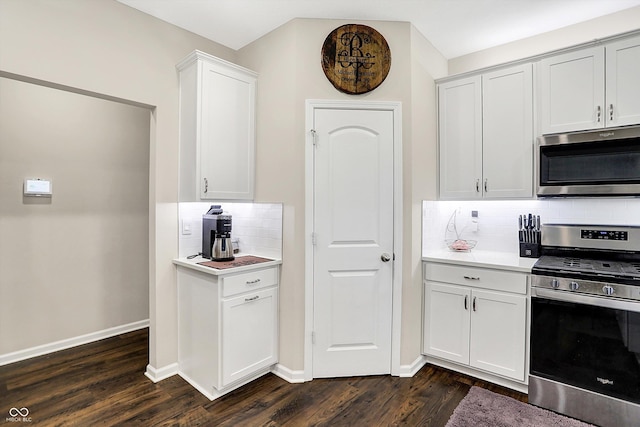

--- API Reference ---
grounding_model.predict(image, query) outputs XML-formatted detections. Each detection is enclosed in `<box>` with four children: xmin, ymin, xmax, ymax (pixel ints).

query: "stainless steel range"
<box><xmin>530</xmin><ymin>224</ymin><xmax>640</xmax><ymax>427</ymax></box>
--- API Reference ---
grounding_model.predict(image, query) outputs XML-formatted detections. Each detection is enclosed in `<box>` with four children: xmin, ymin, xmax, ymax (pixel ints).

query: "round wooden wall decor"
<box><xmin>321</xmin><ymin>24</ymin><xmax>391</xmax><ymax>95</ymax></box>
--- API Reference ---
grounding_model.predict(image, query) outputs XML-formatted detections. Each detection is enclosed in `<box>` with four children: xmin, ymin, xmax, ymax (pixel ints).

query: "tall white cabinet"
<box><xmin>177</xmin><ymin>50</ymin><xmax>257</xmax><ymax>201</ymax></box>
<box><xmin>438</xmin><ymin>64</ymin><xmax>533</xmax><ymax>200</ymax></box>
<box><xmin>539</xmin><ymin>35</ymin><xmax>640</xmax><ymax>134</ymax></box>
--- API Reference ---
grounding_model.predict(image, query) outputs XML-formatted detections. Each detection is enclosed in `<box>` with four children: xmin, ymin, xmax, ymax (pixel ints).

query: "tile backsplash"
<box><xmin>423</xmin><ymin>198</ymin><xmax>640</xmax><ymax>255</ymax></box>
<box><xmin>179</xmin><ymin>202</ymin><xmax>283</xmax><ymax>259</ymax></box>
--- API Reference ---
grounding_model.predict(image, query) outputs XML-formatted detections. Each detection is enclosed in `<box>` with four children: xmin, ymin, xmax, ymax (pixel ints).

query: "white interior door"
<box><xmin>312</xmin><ymin>107</ymin><xmax>394</xmax><ymax>378</ymax></box>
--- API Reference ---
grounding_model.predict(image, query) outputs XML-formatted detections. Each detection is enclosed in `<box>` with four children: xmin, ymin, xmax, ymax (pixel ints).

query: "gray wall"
<box><xmin>0</xmin><ymin>0</ymin><xmax>235</xmax><ymax>369</ymax></box>
<box><xmin>0</xmin><ymin>77</ymin><xmax>149</xmax><ymax>354</ymax></box>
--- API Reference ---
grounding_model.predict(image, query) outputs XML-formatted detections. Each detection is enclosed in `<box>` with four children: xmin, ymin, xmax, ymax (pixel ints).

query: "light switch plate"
<box><xmin>181</xmin><ymin>219</ymin><xmax>192</xmax><ymax>235</ymax></box>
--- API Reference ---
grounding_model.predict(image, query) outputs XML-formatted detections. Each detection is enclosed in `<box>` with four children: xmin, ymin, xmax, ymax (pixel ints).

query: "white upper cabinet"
<box><xmin>438</xmin><ymin>76</ymin><xmax>483</xmax><ymax>200</ymax></box>
<box><xmin>539</xmin><ymin>47</ymin><xmax>604</xmax><ymax>134</ymax></box>
<box><xmin>539</xmin><ymin>35</ymin><xmax>640</xmax><ymax>134</ymax></box>
<box><xmin>438</xmin><ymin>64</ymin><xmax>533</xmax><ymax>200</ymax></box>
<box><xmin>606</xmin><ymin>37</ymin><xmax>640</xmax><ymax>128</ymax></box>
<box><xmin>178</xmin><ymin>51</ymin><xmax>257</xmax><ymax>201</ymax></box>
<box><xmin>482</xmin><ymin>65</ymin><xmax>533</xmax><ymax>199</ymax></box>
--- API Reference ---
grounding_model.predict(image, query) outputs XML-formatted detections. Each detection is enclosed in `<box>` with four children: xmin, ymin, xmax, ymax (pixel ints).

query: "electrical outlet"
<box><xmin>471</xmin><ymin>210</ymin><xmax>479</xmax><ymax>232</ymax></box>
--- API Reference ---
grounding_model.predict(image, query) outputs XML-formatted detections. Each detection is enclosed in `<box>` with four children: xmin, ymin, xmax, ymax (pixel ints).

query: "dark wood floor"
<box><xmin>0</xmin><ymin>329</ymin><xmax>526</xmax><ymax>426</ymax></box>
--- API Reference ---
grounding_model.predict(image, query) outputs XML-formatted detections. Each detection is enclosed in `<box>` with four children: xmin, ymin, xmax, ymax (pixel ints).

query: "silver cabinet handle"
<box><xmin>484</xmin><ymin>179</ymin><xmax>488</xmax><ymax>193</ymax></box>
<box><xmin>244</xmin><ymin>295</ymin><xmax>259</xmax><ymax>302</ymax></box>
<box><xmin>597</xmin><ymin>105</ymin><xmax>602</xmax><ymax>122</ymax></box>
<box><xmin>475</xmin><ymin>179</ymin><xmax>480</xmax><ymax>193</ymax></box>
<box><xmin>472</xmin><ymin>296</ymin><xmax>477</xmax><ymax>311</ymax></box>
<box><xmin>610</xmin><ymin>104</ymin><xmax>614</xmax><ymax>121</ymax></box>
<box><xmin>463</xmin><ymin>275</ymin><xmax>480</xmax><ymax>280</ymax></box>
<box><xmin>464</xmin><ymin>295</ymin><xmax>468</xmax><ymax>310</ymax></box>
<box><xmin>203</xmin><ymin>177</ymin><xmax>208</xmax><ymax>194</ymax></box>
<box><xmin>381</xmin><ymin>253</ymin><xmax>392</xmax><ymax>262</ymax></box>
<box><xmin>246</xmin><ymin>278</ymin><xmax>261</xmax><ymax>285</ymax></box>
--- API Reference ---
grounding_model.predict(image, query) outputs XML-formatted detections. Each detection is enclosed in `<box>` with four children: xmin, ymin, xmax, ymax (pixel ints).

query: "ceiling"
<box><xmin>117</xmin><ymin>0</ymin><xmax>640</xmax><ymax>59</ymax></box>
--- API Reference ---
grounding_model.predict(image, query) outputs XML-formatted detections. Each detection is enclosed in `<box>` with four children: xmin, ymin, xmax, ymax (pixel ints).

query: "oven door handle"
<box><xmin>532</xmin><ymin>287</ymin><xmax>640</xmax><ymax>313</ymax></box>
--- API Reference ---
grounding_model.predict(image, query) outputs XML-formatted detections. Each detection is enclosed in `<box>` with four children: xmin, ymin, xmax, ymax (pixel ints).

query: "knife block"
<box><xmin>519</xmin><ymin>242</ymin><xmax>540</xmax><ymax>258</ymax></box>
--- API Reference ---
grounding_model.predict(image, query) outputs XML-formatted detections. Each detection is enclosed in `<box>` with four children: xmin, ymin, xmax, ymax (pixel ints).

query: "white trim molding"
<box><xmin>398</xmin><ymin>355</ymin><xmax>428</xmax><ymax>378</ymax></box>
<box><xmin>271</xmin><ymin>363</ymin><xmax>306</xmax><ymax>384</ymax></box>
<box><xmin>146</xmin><ymin>362</ymin><xmax>179</xmax><ymax>383</ymax></box>
<box><xmin>304</xmin><ymin>99</ymin><xmax>403</xmax><ymax>380</ymax></box>
<box><xmin>0</xmin><ymin>319</ymin><xmax>150</xmax><ymax>367</ymax></box>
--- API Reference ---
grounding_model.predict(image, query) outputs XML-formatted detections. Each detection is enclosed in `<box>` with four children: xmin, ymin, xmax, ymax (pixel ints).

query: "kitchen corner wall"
<box><xmin>178</xmin><ymin>202</ymin><xmax>283</xmax><ymax>259</ymax></box>
<box><xmin>423</xmin><ymin>199</ymin><xmax>640</xmax><ymax>255</ymax></box>
<box><xmin>238</xmin><ymin>18</ymin><xmax>447</xmax><ymax>371</ymax></box>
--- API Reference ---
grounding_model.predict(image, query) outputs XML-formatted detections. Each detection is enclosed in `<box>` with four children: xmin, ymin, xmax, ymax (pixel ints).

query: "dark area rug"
<box><xmin>446</xmin><ymin>386</ymin><xmax>595</xmax><ymax>427</ymax></box>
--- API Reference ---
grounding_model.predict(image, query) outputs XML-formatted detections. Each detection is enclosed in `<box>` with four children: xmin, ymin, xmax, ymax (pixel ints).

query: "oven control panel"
<box><xmin>581</xmin><ymin>229</ymin><xmax>628</xmax><ymax>241</ymax></box>
<box><xmin>542</xmin><ymin>224</ymin><xmax>640</xmax><ymax>251</ymax></box>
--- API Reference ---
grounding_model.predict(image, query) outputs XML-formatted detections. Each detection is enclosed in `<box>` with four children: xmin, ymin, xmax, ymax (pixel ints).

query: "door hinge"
<box><xmin>311</xmin><ymin>232</ymin><xmax>317</xmax><ymax>246</ymax></box>
<box><xmin>310</xmin><ymin>129</ymin><xmax>318</xmax><ymax>146</ymax></box>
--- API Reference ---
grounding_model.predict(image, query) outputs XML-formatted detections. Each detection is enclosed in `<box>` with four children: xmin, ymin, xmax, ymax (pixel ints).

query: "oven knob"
<box><xmin>570</xmin><ymin>281</ymin><xmax>580</xmax><ymax>291</ymax></box>
<box><xmin>602</xmin><ymin>285</ymin><xmax>615</xmax><ymax>296</ymax></box>
<box><xmin>550</xmin><ymin>279</ymin><xmax>560</xmax><ymax>289</ymax></box>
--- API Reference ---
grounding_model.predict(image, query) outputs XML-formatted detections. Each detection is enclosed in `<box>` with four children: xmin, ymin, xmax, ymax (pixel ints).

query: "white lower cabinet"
<box><xmin>423</xmin><ymin>262</ymin><xmax>527</xmax><ymax>384</ymax></box>
<box><xmin>221</xmin><ymin>287</ymin><xmax>277</xmax><ymax>386</ymax></box>
<box><xmin>177</xmin><ymin>265</ymin><xmax>278</xmax><ymax>400</ymax></box>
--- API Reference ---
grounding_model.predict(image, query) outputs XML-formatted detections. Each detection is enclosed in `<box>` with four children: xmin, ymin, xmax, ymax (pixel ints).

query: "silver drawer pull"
<box><xmin>245</xmin><ymin>296</ymin><xmax>259</xmax><ymax>302</ymax></box>
<box><xmin>246</xmin><ymin>278</ymin><xmax>261</xmax><ymax>285</ymax></box>
<box><xmin>463</xmin><ymin>275</ymin><xmax>480</xmax><ymax>280</ymax></box>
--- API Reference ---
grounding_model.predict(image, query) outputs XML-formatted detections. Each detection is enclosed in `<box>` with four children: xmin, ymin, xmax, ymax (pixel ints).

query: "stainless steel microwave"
<box><xmin>537</xmin><ymin>125</ymin><xmax>640</xmax><ymax>197</ymax></box>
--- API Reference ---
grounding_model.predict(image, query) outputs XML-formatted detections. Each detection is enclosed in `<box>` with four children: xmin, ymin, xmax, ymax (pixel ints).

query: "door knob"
<box><xmin>381</xmin><ymin>253</ymin><xmax>392</xmax><ymax>262</ymax></box>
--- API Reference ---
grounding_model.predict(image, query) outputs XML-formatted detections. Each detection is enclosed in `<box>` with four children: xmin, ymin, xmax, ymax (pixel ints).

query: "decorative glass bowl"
<box><xmin>446</xmin><ymin>239</ymin><xmax>477</xmax><ymax>252</ymax></box>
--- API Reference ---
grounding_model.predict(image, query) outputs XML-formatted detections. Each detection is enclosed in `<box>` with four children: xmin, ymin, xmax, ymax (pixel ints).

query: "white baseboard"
<box><xmin>0</xmin><ymin>319</ymin><xmax>149</xmax><ymax>367</ymax></box>
<box><xmin>146</xmin><ymin>362</ymin><xmax>179</xmax><ymax>383</ymax></box>
<box><xmin>178</xmin><ymin>367</ymin><xmax>272</xmax><ymax>400</ymax></box>
<box><xmin>398</xmin><ymin>354</ymin><xmax>428</xmax><ymax>377</ymax></box>
<box><xmin>425</xmin><ymin>355</ymin><xmax>529</xmax><ymax>394</ymax></box>
<box><xmin>271</xmin><ymin>363</ymin><xmax>306</xmax><ymax>383</ymax></box>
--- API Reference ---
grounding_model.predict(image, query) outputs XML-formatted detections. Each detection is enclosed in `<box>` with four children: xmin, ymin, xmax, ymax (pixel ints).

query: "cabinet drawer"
<box><xmin>221</xmin><ymin>267</ymin><xmax>278</xmax><ymax>297</ymax></box>
<box><xmin>424</xmin><ymin>263</ymin><xmax>526</xmax><ymax>295</ymax></box>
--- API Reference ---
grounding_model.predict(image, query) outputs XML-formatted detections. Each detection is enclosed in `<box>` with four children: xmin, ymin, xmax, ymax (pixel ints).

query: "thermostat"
<box><xmin>24</xmin><ymin>178</ymin><xmax>52</xmax><ymax>197</ymax></box>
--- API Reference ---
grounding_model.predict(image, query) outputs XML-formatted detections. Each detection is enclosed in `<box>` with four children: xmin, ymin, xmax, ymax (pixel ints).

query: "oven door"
<box><xmin>530</xmin><ymin>288</ymin><xmax>640</xmax><ymax>403</ymax></box>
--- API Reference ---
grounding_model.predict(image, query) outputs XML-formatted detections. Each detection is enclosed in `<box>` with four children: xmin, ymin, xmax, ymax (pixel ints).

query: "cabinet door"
<box><xmin>200</xmin><ymin>61</ymin><xmax>256</xmax><ymax>200</ymax></box>
<box><xmin>469</xmin><ymin>289</ymin><xmax>526</xmax><ymax>381</ymax></box>
<box><xmin>482</xmin><ymin>64</ymin><xmax>533</xmax><ymax>198</ymax></box>
<box><xmin>606</xmin><ymin>36</ymin><xmax>640</xmax><ymax>127</ymax></box>
<box><xmin>539</xmin><ymin>47</ymin><xmax>605</xmax><ymax>134</ymax></box>
<box><xmin>220</xmin><ymin>287</ymin><xmax>277</xmax><ymax>387</ymax></box>
<box><xmin>423</xmin><ymin>282</ymin><xmax>470</xmax><ymax>364</ymax></box>
<box><xmin>438</xmin><ymin>76</ymin><xmax>482</xmax><ymax>200</ymax></box>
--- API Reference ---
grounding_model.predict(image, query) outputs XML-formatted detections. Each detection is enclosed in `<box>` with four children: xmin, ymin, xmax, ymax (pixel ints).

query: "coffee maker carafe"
<box><xmin>202</xmin><ymin>205</ymin><xmax>235</xmax><ymax>261</ymax></box>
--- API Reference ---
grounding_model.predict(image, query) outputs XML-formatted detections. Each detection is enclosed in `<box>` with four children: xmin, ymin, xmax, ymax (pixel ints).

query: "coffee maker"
<box><xmin>202</xmin><ymin>205</ymin><xmax>235</xmax><ymax>261</ymax></box>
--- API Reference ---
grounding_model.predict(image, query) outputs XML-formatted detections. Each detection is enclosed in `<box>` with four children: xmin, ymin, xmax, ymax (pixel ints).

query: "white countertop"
<box><xmin>173</xmin><ymin>254</ymin><xmax>282</xmax><ymax>276</ymax></box>
<box><xmin>422</xmin><ymin>249</ymin><xmax>537</xmax><ymax>273</ymax></box>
